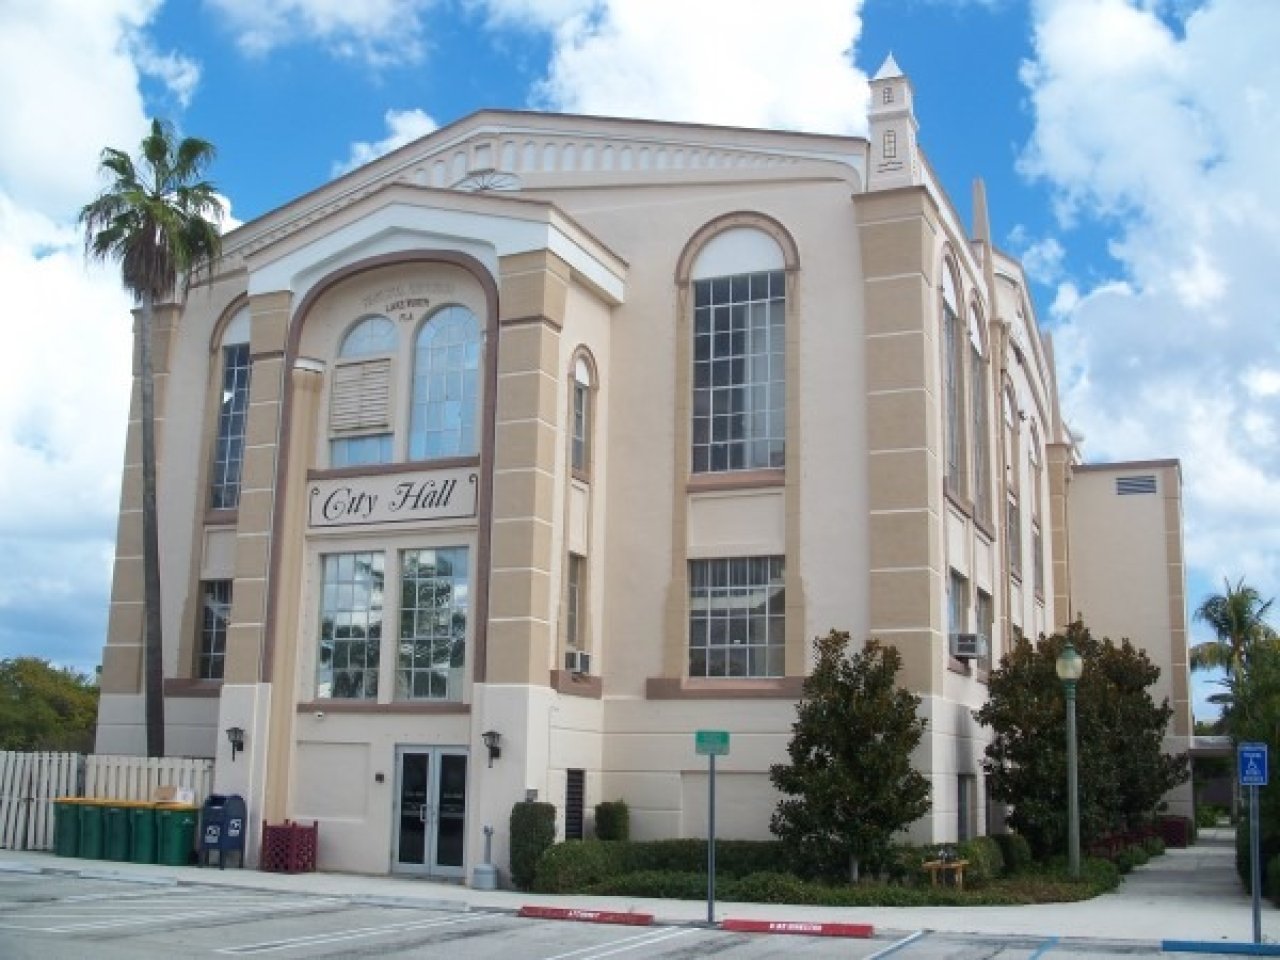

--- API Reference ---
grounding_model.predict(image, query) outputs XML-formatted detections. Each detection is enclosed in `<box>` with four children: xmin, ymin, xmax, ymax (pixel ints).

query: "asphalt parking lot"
<box><xmin>0</xmin><ymin>871</ymin><xmax>1246</xmax><ymax>959</ymax></box>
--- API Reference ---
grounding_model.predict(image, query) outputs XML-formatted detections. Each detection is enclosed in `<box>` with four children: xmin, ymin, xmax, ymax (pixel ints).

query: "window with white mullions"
<box><xmin>410</xmin><ymin>306</ymin><xmax>481</xmax><ymax>460</ymax></box>
<box><xmin>571</xmin><ymin>357</ymin><xmax>592</xmax><ymax>475</ymax></box>
<box><xmin>566</xmin><ymin>553</ymin><xmax>585</xmax><ymax>651</ymax></box>
<box><xmin>397</xmin><ymin>547</ymin><xmax>468</xmax><ymax>701</ymax></box>
<box><xmin>198</xmin><ymin>580</ymin><xmax>231</xmax><ymax>680</ymax></box>
<box><xmin>317</xmin><ymin>551</ymin><xmax>384</xmax><ymax>700</ymax></box>
<box><xmin>210</xmin><ymin>341</ymin><xmax>250</xmax><ymax>509</ymax></box>
<box><xmin>691</xmin><ymin>270</ymin><xmax>785</xmax><ymax>473</ymax></box>
<box><xmin>688</xmin><ymin>556</ymin><xmax>785</xmax><ymax>678</ymax></box>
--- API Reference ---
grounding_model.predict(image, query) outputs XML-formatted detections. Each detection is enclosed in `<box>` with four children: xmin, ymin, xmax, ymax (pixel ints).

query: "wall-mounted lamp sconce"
<box><xmin>481</xmin><ymin>730</ymin><xmax>501</xmax><ymax>767</ymax></box>
<box><xmin>226</xmin><ymin>726</ymin><xmax>245</xmax><ymax>761</ymax></box>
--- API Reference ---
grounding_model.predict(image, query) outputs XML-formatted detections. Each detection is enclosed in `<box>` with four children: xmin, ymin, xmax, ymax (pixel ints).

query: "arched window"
<box><xmin>210</xmin><ymin>307</ymin><xmax>250</xmax><ymax>509</ymax></box>
<box><xmin>330</xmin><ymin>314</ymin><xmax>396</xmax><ymax>468</ymax></box>
<box><xmin>941</xmin><ymin>262</ymin><xmax>965</xmax><ymax>497</ymax></box>
<box><xmin>571</xmin><ymin>355</ymin><xmax>594</xmax><ymax>476</ymax></box>
<box><xmin>690</xmin><ymin>227</ymin><xmax>786</xmax><ymax>473</ymax></box>
<box><xmin>969</xmin><ymin>303</ymin><xmax>990</xmax><ymax>523</ymax></box>
<box><xmin>409</xmin><ymin>305</ymin><xmax>482</xmax><ymax>460</ymax></box>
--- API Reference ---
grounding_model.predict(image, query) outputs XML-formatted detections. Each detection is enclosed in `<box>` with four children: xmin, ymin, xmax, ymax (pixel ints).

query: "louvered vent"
<box><xmin>564</xmin><ymin>768</ymin><xmax>585</xmax><ymax>840</ymax></box>
<box><xmin>1115</xmin><ymin>475</ymin><xmax>1157</xmax><ymax>495</ymax></box>
<box><xmin>330</xmin><ymin>359</ymin><xmax>391</xmax><ymax>432</ymax></box>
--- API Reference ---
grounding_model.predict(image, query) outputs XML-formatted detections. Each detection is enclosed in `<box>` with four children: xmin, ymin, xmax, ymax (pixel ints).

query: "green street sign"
<box><xmin>695</xmin><ymin>730</ymin><xmax>730</xmax><ymax>756</ymax></box>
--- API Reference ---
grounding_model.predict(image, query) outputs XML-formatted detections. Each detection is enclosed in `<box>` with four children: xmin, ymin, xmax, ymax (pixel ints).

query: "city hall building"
<box><xmin>95</xmin><ymin>58</ymin><xmax>1193</xmax><ymax>879</ymax></box>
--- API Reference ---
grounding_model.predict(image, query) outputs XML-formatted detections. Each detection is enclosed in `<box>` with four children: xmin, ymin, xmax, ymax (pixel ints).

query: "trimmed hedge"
<box><xmin>595</xmin><ymin>800</ymin><xmax>630</xmax><ymax>841</ymax></box>
<box><xmin>992</xmin><ymin>832</ymin><xmax>1034</xmax><ymax>875</ymax></box>
<box><xmin>957</xmin><ymin>837</ymin><xmax>1005</xmax><ymax>886</ymax></box>
<box><xmin>533</xmin><ymin>838</ymin><xmax>787</xmax><ymax>893</ymax></box>
<box><xmin>510</xmin><ymin>801</ymin><xmax>556</xmax><ymax>890</ymax></box>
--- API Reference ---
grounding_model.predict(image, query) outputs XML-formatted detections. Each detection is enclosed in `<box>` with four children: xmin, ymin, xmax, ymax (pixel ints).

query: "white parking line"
<box><xmin>216</xmin><ymin>911</ymin><xmax>492</xmax><ymax>954</ymax></box>
<box><xmin>866</xmin><ymin>930</ymin><xmax>927</xmax><ymax>960</ymax></box>
<box><xmin>0</xmin><ymin>895</ymin><xmax>342</xmax><ymax>934</ymax></box>
<box><xmin>542</xmin><ymin>926</ymin><xmax>698</xmax><ymax>960</ymax></box>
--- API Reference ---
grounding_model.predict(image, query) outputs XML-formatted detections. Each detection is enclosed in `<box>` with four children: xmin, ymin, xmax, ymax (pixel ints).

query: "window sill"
<box><xmin>205</xmin><ymin>508</ymin><xmax>238</xmax><ymax>526</ymax></box>
<box><xmin>308</xmin><ymin>455</ymin><xmax>480</xmax><ymax>481</ymax></box>
<box><xmin>571</xmin><ymin>467</ymin><xmax>592</xmax><ymax>485</ymax></box>
<box><xmin>646</xmin><ymin>676</ymin><xmax>804</xmax><ymax>699</ymax></box>
<box><xmin>687</xmin><ymin>469</ymin><xmax>785</xmax><ymax>493</ymax></box>
<box><xmin>550</xmin><ymin>669</ymin><xmax>602</xmax><ymax>699</ymax></box>
<box><xmin>296</xmin><ymin>700</ymin><xmax>470</xmax><ymax>714</ymax></box>
<box><xmin>163</xmin><ymin>679</ymin><xmax>223</xmax><ymax>698</ymax></box>
<box><xmin>974</xmin><ymin>514</ymin><xmax>996</xmax><ymax>542</ymax></box>
<box><xmin>946</xmin><ymin>656</ymin><xmax>970</xmax><ymax>676</ymax></box>
<box><xmin>944</xmin><ymin>488</ymin><xmax>973</xmax><ymax>518</ymax></box>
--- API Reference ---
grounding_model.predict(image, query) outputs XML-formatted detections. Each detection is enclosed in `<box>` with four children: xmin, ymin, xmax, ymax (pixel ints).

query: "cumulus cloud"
<box><xmin>532</xmin><ymin>0</ymin><xmax>869</xmax><ymax>134</ymax></box>
<box><xmin>0</xmin><ymin>0</ymin><xmax>168</xmax><ymax>670</ymax></box>
<box><xmin>1022</xmin><ymin>0</ymin><xmax>1280</xmax><ymax>609</ymax></box>
<box><xmin>207</xmin><ymin>0</ymin><xmax>438</xmax><ymax>66</ymax></box>
<box><xmin>333</xmin><ymin>108</ymin><xmax>439</xmax><ymax>176</ymax></box>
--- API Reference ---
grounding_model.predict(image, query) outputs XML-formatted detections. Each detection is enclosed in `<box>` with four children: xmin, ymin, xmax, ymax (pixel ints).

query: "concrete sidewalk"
<box><xmin>0</xmin><ymin>826</ymin><xmax>1272</xmax><ymax>946</ymax></box>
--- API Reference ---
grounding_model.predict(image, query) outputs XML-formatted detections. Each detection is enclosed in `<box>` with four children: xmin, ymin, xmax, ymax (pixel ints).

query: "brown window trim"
<box><xmin>974</xmin><ymin>514</ymin><xmax>996</xmax><ymax>542</ymax></box>
<box><xmin>646</xmin><ymin>676</ymin><xmax>804</xmax><ymax>699</ymax></box>
<box><xmin>295</xmin><ymin>700</ymin><xmax>470</xmax><ymax>715</ymax></box>
<box><xmin>944</xmin><ymin>488</ymin><xmax>974</xmax><ymax>519</ymax></box>
<box><xmin>205</xmin><ymin>508</ymin><xmax>239</xmax><ymax>526</ymax></box>
<box><xmin>571</xmin><ymin>467</ymin><xmax>591</xmax><ymax>485</ymax></box>
<box><xmin>163</xmin><ymin>678</ymin><xmax>223</xmax><ymax>698</ymax></box>
<box><xmin>307</xmin><ymin>455</ymin><xmax>480</xmax><ymax>482</ymax></box>
<box><xmin>686</xmin><ymin>468</ymin><xmax>785</xmax><ymax>494</ymax></box>
<box><xmin>550</xmin><ymin>670</ymin><xmax>602</xmax><ymax>699</ymax></box>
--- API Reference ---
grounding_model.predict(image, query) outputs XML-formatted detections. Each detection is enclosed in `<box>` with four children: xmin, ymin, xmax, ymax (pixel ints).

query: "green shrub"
<box><xmin>589</xmin><ymin>869</ymin><xmax>708</xmax><ymax>899</ymax></box>
<box><xmin>625</xmin><ymin>838</ymin><xmax>784</xmax><ymax>878</ymax></box>
<box><xmin>1113</xmin><ymin>845</ymin><xmax>1149</xmax><ymax>874</ymax></box>
<box><xmin>532</xmin><ymin>840</ymin><xmax>626</xmax><ymax>893</ymax></box>
<box><xmin>1196</xmin><ymin>804</ymin><xmax>1225</xmax><ymax>829</ymax></box>
<box><xmin>509</xmin><ymin>801</ymin><xmax>556</xmax><ymax>890</ymax></box>
<box><xmin>594</xmin><ymin>800</ymin><xmax>630</xmax><ymax>840</ymax></box>
<box><xmin>992</xmin><ymin>832</ymin><xmax>1033</xmax><ymax>875</ymax></box>
<box><xmin>729</xmin><ymin>871</ymin><xmax>813</xmax><ymax>904</ymax></box>
<box><xmin>957</xmin><ymin>837</ymin><xmax>1005</xmax><ymax>885</ymax></box>
<box><xmin>883</xmin><ymin>844</ymin><xmax>928</xmax><ymax>884</ymax></box>
<box><xmin>1268</xmin><ymin>855</ymin><xmax>1280</xmax><ymax>907</ymax></box>
<box><xmin>1143</xmin><ymin>836</ymin><xmax>1166</xmax><ymax>857</ymax></box>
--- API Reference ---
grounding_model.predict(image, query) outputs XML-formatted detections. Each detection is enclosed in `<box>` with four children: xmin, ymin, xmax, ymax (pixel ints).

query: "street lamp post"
<box><xmin>1055</xmin><ymin>640</ymin><xmax>1084</xmax><ymax>879</ymax></box>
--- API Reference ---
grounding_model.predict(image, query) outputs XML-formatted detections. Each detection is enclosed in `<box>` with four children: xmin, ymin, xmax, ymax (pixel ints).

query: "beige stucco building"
<box><xmin>95</xmin><ymin>58</ymin><xmax>1191</xmax><ymax>879</ymax></box>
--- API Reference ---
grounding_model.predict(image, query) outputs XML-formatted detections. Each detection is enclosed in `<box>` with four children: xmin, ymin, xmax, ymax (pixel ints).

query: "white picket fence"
<box><xmin>0</xmin><ymin>752</ymin><xmax>214</xmax><ymax>852</ymax></box>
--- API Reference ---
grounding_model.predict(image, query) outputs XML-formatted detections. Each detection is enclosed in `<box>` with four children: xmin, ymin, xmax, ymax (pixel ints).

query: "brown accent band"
<box><xmin>306</xmin><ymin>455</ymin><xmax>480</xmax><ymax>482</ymax></box>
<box><xmin>645</xmin><ymin>676</ymin><xmax>804</xmax><ymax>699</ymax></box>
<box><xmin>162</xmin><ymin>678</ymin><xmax>223</xmax><ymax>698</ymax></box>
<box><xmin>204</xmin><ymin>508</ymin><xmax>239</xmax><ymax>526</ymax></box>
<box><xmin>550</xmin><ymin>670</ymin><xmax>602</xmax><ymax>699</ymax></box>
<box><xmin>500</xmin><ymin>313</ymin><xmax>562</xmax><ymax>331</ymax></box>
<box><xmin>296</xmin><ymin>700</ymin><xmax>471</xmax><ymax>715</ymax></box>
<box><xmin>686</xmin><ymin>469</ymin><xmax>785</xmax><ymax>493</ymax></box>
<box><xmin>251</xmin><ymin>349</ymin><xmax>286</xmax><ymax>362</ymax></box>
<box><xmin>263</xmin><ymin>250</ymin><xmax>500</xmax><ymax>688</ymax></box>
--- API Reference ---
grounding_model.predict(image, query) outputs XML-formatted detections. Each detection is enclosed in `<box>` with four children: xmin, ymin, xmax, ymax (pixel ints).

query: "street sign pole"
<box><xmin>1238</xmin><ymin>742</ymin><xmax>1268</xmax><ymax>945</ymax></box>
<box><xmin>708</xmin><ymin>751</ymin><xmax>716</xmax><ymax>926</ymax></box>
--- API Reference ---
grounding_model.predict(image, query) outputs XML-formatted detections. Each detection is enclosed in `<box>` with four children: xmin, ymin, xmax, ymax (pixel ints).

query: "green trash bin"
<box><xmin>53</xmin><ymin>799</ymin><xmax>80</xmax><ymax>858</ymax></box>
<box><xmin>155</xmin><ymin>805</ymin><xmax>197</xmax><ymax>866</ymax></box>
<box><xmin>103</xmin><ymin>802</ymin><xmax>132</xmax><ymax>862</ymax></box>
<box><xmin>130</xmin><ymin>804</ymin><xmax>158</xmax><ymax>864</ymax></box>
<box><xmin>78</xmin><ymin>800</ymin><xmax>105</xmax><ymax>860</ymax></box>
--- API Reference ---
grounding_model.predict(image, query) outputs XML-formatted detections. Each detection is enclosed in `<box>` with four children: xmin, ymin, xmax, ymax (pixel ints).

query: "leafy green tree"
<box><xmin>0</xmin><ymin>658</ymin><xmax>100</xmax><ymax>753</ymax></box>
<box><xmin>1222</xmin><ymin>637</ymin><xmax>1280</xmax><ymax>887</ymax></box>
<box><xmin>1192</xmin><ymin>578</ymin><xmax>1275</xmax><ymax>683</ymax></box>
<box><xmin>79</xmin><ymin>119</ymin><xmax>223</xmax><ymax>757</ymax></box>
<box><xmin>770</xmin><ymin>632</ymin><xmax>930</xmax><ymax>882</ymax></box>
<box><xmin>976</xmin><ymin>621</ymin><xmax>1188</xmax><ymax>859</ymax></box>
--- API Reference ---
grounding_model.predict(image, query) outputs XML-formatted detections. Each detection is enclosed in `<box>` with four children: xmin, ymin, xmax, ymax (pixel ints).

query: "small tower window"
<box><xmin>883</xmin><ymin>129</ymin><xmax>898</xmax><ymax>160</ymax></box>
<box><xmin>883</xmin><ymin>86</ymin><xmax>894</xmax><ymax>104</ymax></box>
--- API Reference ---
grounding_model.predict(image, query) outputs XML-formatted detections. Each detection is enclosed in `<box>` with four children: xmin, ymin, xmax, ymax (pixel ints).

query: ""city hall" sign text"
<box><xmin>308</xmin><ymin>467</ymin><xmax>479</xmax><ymax>528</ymax></box>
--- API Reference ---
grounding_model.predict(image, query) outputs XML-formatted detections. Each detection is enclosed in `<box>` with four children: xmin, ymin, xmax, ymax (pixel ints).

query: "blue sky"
<box><xmin>2</xmin><ymin>0</ymin><xmax>1275</xmax><ymax>722</ymax></box>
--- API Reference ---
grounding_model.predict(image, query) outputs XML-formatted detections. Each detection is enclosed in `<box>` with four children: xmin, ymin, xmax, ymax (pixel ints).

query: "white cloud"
<box><xmin>1009</xmin><ymin>227</ymin><xmax>1065</xmax><ymax>285</ymax></box>
<box><xmin>333</xmin><ymin>108</ymin><xmax>440</xmax><ymax>176</ymax></box>
<box><xmin>1023</xmin><ymin>0</ymin><xmax>1280</xmax><ymax>619</ymax></box>
<box><xmin>132</xmin><ymin>38</ymin><xmax>202</xmax><ymax>107</ymax></box>
<box><xmin>207</xmin><ymin>0</ymin><xmax>437</xmax><ymax>66</ymax></box>
<box><xmin>532</xmin><ymin>0</ymin><xmax>869</xmax><ymax>134</ymax></box>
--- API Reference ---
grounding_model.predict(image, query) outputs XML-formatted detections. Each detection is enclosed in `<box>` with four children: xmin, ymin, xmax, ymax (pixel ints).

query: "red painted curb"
<box><xmin>721</xmin><ymin>919</ymin><xmax>875</xmax><ymax>938</ymax></box>
<box><xmin>518</xmin><ymin>905</ymin><xmax>655</xmax><ymax>926</ymax></box>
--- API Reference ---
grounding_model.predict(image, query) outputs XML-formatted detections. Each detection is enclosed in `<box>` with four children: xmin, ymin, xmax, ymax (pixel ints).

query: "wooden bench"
<box><xmin>921</xmin><ymin>859</ymin><xmax>969</xmax><ymax>889</ymax></box>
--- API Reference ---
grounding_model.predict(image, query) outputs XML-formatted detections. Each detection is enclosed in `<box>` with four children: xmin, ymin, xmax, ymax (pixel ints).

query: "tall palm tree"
<box><xmin>80</xmin><ymin>119</ymin><xmax>223</xmax><ymax>757</ymax></box>
<box><xmin>1191</xmin><ymin>577</ymin><xmax>1276</xmax><ymax>683</ymax></box>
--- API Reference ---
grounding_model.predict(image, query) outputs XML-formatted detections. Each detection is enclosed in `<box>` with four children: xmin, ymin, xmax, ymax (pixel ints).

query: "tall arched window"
<box><xmin>690</xmin><ymin>227</ymin><xmax>786</xmax><ymax>473</ymax></box>
<box><xmin>330</xmin><ymin>314</ymin><xmax>397</xmax><ymax>468</ymax></box>
<box><xmin>969</xmin><ymin>303</ymin><xmax>990</xmax><ymax>523</ymax></box>
<box><xmin>210</xmin><ymin>307</ymin><xmax>251</xmax><ymax>509</ymax></box>
<box><xmin>941</xmin><ymin>262</ymin><xmax>965</xmax><ymax>497</ymax></box>
<box><xmin>410</xmin><ymin>305</ymin><xmax>481</xmax><ymax>460</ymax></box>
<box><xmin>571</xmin><ymin>354</ymin><xmax>594</xmax><ymax>476</ymax></box>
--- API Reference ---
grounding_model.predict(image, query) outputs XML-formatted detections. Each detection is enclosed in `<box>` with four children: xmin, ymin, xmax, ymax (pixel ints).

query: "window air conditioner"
<box><xmin>950</xmin><ymin>632</ymin><xmax>987</xmax><ymax>660</ymax></box>
<box><xmin>564</xmin><ymin>650</ymin><xmax>592</xmax><ymax>675</ymax></box>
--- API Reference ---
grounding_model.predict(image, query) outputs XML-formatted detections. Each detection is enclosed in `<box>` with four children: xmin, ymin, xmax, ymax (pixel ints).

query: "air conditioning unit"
<box><xmin>950</xmin><ymin>632</ymin><xmax>987</xmax><ymax>660</ymax></box>
<box><xmin>564</xmin><ymin>650</ymin><xmax>592</xmax><ymax>675</ymax></box>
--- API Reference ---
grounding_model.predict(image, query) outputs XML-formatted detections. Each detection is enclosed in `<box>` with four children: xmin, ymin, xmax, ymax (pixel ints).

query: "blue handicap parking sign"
<box><xmin>1240</xmin><ymin>742</ymin><xmax>1269</xmax><ymax>787</ymax></box>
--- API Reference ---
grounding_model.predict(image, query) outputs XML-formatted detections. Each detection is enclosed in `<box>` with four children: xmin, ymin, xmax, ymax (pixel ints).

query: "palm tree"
<box><xmin>80</xmin><ymin>119</ymin><xmax>223</xmax><ymax>757</ymax></box>
<box><xmin>1191</xmin><ymin>577</ymin><xmax>1276</xmax><ymax>683</ymax></box>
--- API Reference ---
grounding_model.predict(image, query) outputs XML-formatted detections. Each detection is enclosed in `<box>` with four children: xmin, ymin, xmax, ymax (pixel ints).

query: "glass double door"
<box><xmin>393</xmin><ymin>746</ymin><xmax>468</xmax><ymax>877</ymax></box>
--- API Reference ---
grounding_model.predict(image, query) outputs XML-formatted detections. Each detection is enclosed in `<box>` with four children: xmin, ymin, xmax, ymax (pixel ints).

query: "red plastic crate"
<box><xmin>260</xmin><ymin>820</ymin><xmax>318</xmax><ymax>873</ymax></box>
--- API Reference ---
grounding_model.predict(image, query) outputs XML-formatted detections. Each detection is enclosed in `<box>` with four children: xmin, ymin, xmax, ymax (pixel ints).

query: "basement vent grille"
<box><xmin>1115</xmin><ymin>475</ymin><xmax>1157</xmax><ymax>496</ymax></box>
<box><xmin>565</xmin><ymin>768</ymin><xmax>585</xmax><ymax>840</ymax></box>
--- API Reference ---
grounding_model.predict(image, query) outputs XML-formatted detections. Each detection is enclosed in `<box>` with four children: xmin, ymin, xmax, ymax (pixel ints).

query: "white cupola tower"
<box><xmin>867</xmin><ymin>53</ymin><xmax>921</xmax><ymax>191</ymax></box>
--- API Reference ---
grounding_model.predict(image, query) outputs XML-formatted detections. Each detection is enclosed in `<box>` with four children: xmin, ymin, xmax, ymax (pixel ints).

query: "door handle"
<box><xmin>419</xmin><ymin>805</ymin><xmax>427</xmax><ymax>823</ymax></box>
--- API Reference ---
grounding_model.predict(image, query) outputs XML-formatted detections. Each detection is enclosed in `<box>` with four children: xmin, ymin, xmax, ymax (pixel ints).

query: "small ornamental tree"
<box><xmin>770</xmin><ymin>632</ymin><xmax>930</xmax><ymax>882</ymax></box>
<box><xmin>976</xmin><ymin>620</ymin><xmax>1188</xmax><ymax>859</ymax></box>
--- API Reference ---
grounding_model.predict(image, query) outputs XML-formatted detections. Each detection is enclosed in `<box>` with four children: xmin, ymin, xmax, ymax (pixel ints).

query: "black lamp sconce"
<box><xmin>481</xmin><ymin>730</ymin><xmax>501</xmax><ymax>767</ymax></box>
<box><xmin>226</xmin><ymin>726</ymin><xmax>245</xmax><ymax>761</ymax></box>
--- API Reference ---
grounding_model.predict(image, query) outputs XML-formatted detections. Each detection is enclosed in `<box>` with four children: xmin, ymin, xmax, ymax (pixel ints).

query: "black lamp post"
<box><xmin>1055</xmin><ymin>640</ymin><xmax>1084</xmax><ymax>878</ymax></box>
